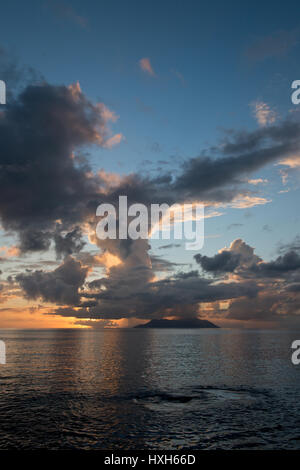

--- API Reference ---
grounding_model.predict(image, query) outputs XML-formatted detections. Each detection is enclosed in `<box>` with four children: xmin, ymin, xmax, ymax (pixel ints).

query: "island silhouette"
<box><xmin>135</xmin><ymin>318</ymin><xmax>219</xmax><ymax>328</ymax></box>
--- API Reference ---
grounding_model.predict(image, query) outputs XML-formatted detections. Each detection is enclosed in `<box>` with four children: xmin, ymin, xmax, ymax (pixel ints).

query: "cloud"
<box><xmin>16</xmin><ymin>256</ymin><xmax>88</xmax><ymax>305</ymax></box>
<box><xmin>50</xmin><ymin>270</ymin><xmax>258</xmax><ymax>321</ymax></box>
<box><xmin>150</xmin><ymin>255</ymin><xmax>181</xmax><ymax>272</ymax></box>
<box><xmin>245</xmin><ymin>29</ymin><xmax>299</xmax><ymax>63</ymax></box>
<box><xmin>98</xmin><ymin>103</ymin><xmax>119</xmax><ymax>123</ymax></box>
<box><xmin>194</xmin><ymin>238</ymin><xmax>300</xmax><ymax>323</ymax></box>
<box><xmin>74</xmin><ymin>319</ymin><xmax>116</xmax><ymax>328</ymax></box>
<box><xmin>195</xmin><ymin>251</ymin><xmax>242</xmax><ymax>274</ymax></box>
<box><xmin>225</xmin><ymin>292</ymin><xmax>283</xmax><ymax>322</ymax></box>
<box><xmin>171</xmin><ymin>69</ymin><xmax>185</xmax><ymax>86</ymax></box>
<box><xmin>278</xmin><ymin>155</ymin><xmax>300</xmax><ymax>168</ymax></box>
<box><xmin>278</xmin><ymin>235</ymin><xmax>300</xmax><ymax>254</ymax></box>
<box><xmin>227</xmin><ymin>223</ymin><xmax>244</xmax><ymax>230</ymax></box>
<box><xmin>0</xmin><ymin>246</ymin><xmax>20</xmax><ymax>258</ymax></box>
<box><xmin>0</xmin><ymin>46</ymin><xmax>43</xmax><ymax>95</ymax></box>
<box><xmin>248</xmin><ymin>178</ymin><xmax>268</xmax><ymax>185</ymax></box>
<box><xmin>0</xmin><ymin>80</ymin><xmax>123</xmax><ymax>253</ymax></box>
<box><xmin>3</xmin><ymin>62</ymin><xmax>300</xmax><ymax>327</ymax></box>
<box><xmin>2</xmin><ymin>71</ymin><xmax>300</xmax><ymax>259</ymax></box>
<box><xmin>195</xmin><ymin>239</ymin><xmax>260</xmax><ymax>275</ymax></box>
<box><xmin>168</xmin><ymin>118</ymin><xmax>300</xmax><ymax>203</ymax></box>
<box><xmin>36</xmin><ymin>234</ymin><xmax>258</xmax><ymax>322</ymax></box>
<box><xmin>150</xmin><ymin>142</ymin><xmax>162</xmax><ymax>153</ymax></box>
<box><xmin>250</xmin><ymin>101</ymin><xmax>277</xmax><ymax>127</ymax></box>
<box><xmin>103</xmin><ymin>133</ymin><xmax>124</xmax><ymax>148</ymax></box>
<box><xmin>227</xmin><ymin>195</ymin><xmax>271</xmax><ymax>209</ymax></box>
<box><xmin>262</xmin><ymin>224</ymin><xmax>272</xmax><ymax>232</ymax></box>
<box><xmin>250</xmin><ymin>250</ymin><xmax>300</xmax><ymax>278</ymax></box>
<box><xmin>47</xmin><ymin>0</ymin><xmax>88</xmax><ymax>29</ymax></box>
<box><xmin>158</xmin><ymin>243</ymin><xmax>181</xmax><ymax>250</ymax></box>
<box><xmin>54</xmin><ymin>226</ymin><xmax>86</xmax><ymax>259</ymax></box>
<box><xmin>139</xmin><ymin>58</ymin><xmax>155</xmax><ymax>76</ymax></box>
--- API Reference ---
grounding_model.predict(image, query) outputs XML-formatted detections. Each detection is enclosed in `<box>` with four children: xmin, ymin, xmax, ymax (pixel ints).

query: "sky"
<box><xmin>0</xmin><ymin>0</ymin><xmax>300</xmax><ymax>328</ymax></box>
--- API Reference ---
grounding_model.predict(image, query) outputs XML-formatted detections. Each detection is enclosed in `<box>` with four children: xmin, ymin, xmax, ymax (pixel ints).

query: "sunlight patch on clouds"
<box><xmin>278</xmin><ymin>155</ymin><xmax>300</xmax><ymax>168</ymax></box>
<box><xmin>251</xmin><ymin>101</ymin><xmax>277</xmax><ymax>127</ymax></box>
<box><xmin>0</xmin><ymin>245</ymin><xmax>20</xmax><ymax>258</ymax></box>
<box><xmin>228</xmin><ymin>195</ymin><xmax>271</xmax><ymax>209</ymax></box>
<box><xmin>95</xmin><ymin>252</ymin><xmax>122</xmax><ymax>271</ymax></box>
<box><xmin>248</xmin><ymin>178</ymin><xmax>268</xmax><ymax>185</ymax></box>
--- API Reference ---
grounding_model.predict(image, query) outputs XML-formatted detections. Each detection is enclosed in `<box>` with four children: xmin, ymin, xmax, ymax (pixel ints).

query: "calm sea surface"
<box><xmin>0</xmin><ymin>328</ymin><xmax>300</xmax><ymax>450</ymax></box>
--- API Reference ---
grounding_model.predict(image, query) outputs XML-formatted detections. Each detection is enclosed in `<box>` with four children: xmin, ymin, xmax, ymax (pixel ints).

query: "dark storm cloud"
<box><xmin>195</xmin><ymin>251</ymin><xmax>242</xmax><ymax>274</ymax></box>
<box><xmin>0</xmin><ymin>46</ymin><xmax>43</xmax><ymax>96</ymax></box>
<box><xmin>0</xmin><ymin>81</ymin><xmax>117</xmax><ymax>252</ymax></box>
<box><xmin>50</xmin><ymin>272</ymin><xmax>259</xmax><ymax>320</ymax></box>
<box><xmin>194</xmin><ymin>239</ymin><xmax>300</xmax><ymax>279</ymax></box>
<box><xmin>172</xmin><ymin>119</ymin><xmax>300</xmax><ymax>202</ymax></box>
<box><xmin>150</xmin><ymin>255</ymin><xmax>182</xmax><ymax>272</ymax></box>
<box><xmin>85</xmin><ymin>116</ymin><xmax>300</xmax><ymax>211</ymax></box>
<box><xmin>96</xmin><ymin>117</ymin><xmax>300</xmax><ymax>210</ymax></box>
<box><xmin>278</xmin><ymin>235</ymin><xmax>300</xmax><ymax>254</ymax></box>
<box><xmin>158</xmin><ymin>243</ymin><xmax>181</xmax><ymax>249</ymax></box>
<box><xmin>16</xmin><ymin>256</ymin><xmax>88</xmax><ymax>305</ymax></box>
<box><xmin>174</xmin><ymin>270</ymin><xmax>199</xmax><ymax>279</ymax></box>
<box><xmin>194</xmin><ymin>239</ymin><xmax>260</xmax><ymax>276</ymax></box>
<box><xmin>250</xmin><ymin>251</ymin><xmax>300</xmax><ymax>278</ymax></box>
<box><xmin>18</xmin><ymin>229</ymin><xmax>52</xmax><ymax>253</ymax></box>
<box><xmin>286</xmin><ymin>283</ymin><xmax>300</xmax><ymax>293</ymax></box>
<box><xmin>18</xmin><ymin>236</ymin><xmax>300</xmax><ymax>324</ymax></box>
<box><xmin>195</xmin><ymin>239</ymin><xmax>300</xmax><ymax>323</ymax></box>
<box><xmin>54</xmin><ymin>226</ymin><xmax>86</xmax><ymax>259</ymax></box>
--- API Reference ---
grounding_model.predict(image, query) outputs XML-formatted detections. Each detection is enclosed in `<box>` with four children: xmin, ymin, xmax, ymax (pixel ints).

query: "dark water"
<box><xmin>0</xmin><ymin>328</ymin><xmax>300</xmax><ymax>450</ymax></box>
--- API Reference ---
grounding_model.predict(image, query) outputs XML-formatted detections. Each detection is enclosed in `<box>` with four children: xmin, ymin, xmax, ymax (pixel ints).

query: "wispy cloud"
<box><xmin>171</xmin><ymin>69</ymin><xmax>186</xmax><ymax>86</ymax></box>
<box><xmin>103</xmin><ymin>133</ymin><xmax>124</xmax><ymax>149</ymax></box>
<box><xmin>245</xmin><ymin>29</ymin><xmax>299</xmax><ymax>63</ymax></box>
<box><xmin>248</xmin><ymin>178</ymin><xmax>268</xmax><ymax>185</ymax></box>
<box><xmin>139</xmin><ymin>57</ymin><xmax>156</xmax><ymax>77</ymax></box>
<box><xmin>47</xmin><ymin>0</ymin><xmax>88</xmax><ymax>29</ymax></box>
<box><xmin>250</xmin><ymin>101</ymin><xmax>277</xmax><ymax>127</ymax></box>
<box><xmin>278</xmin><ymin>155</ymin><xmax>300</xmax><ymax>168</ymax></box>
<box><xmin>227</xmin><ymin>195</ymin><xmax>271</xmax><ymax>209</ymax></box>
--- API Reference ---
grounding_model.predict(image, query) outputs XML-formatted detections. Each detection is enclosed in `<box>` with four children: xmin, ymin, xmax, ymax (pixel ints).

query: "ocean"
<box><xmin>0</xmin><ymin>328</ymin><xmax>300</xmax><ymax>450</ymax></box>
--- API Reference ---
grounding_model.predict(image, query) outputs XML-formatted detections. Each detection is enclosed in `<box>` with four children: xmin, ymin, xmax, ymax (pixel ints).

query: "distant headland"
<box><xmin>134</xmin><ymin>318</ymin><xmax>219</xmax><ymax>329</ymax></box>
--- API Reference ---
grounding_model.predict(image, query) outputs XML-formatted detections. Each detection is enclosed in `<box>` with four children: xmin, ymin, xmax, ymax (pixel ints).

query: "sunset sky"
<box><xmin>1</xmin><ymin>0</ymin><xmax>300</xmax><ymax>328</ymax></box>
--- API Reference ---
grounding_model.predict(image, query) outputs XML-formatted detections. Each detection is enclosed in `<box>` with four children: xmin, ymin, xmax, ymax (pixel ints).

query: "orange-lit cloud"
<box><xmin>95</xmin><ymin>251</ymin><xmax>122</xmax><ymax>271</ymax></box>
<box><xmin>248</xmin><ymin>178</ymin><xmax>268</xmax><ymax>185</ymax></box>
<box><xmin>68</xmin><ymin>81</ymin><xmax>82</xmax><ymax>99</ymax></box>
<box><xmin>97</xmin><ymin>103</ymin><xmax>119</xmax><ymax>123</ymax></box>
<box><xmin>139</xmin><ymin>57</ymin><xmax>155</xmax><ymax>76</ymax></box>
<box><xmin>103</xmin><ymin>133</ymin><xmax>124</xmax><ymax>148</ymax></box>
<box><xmin>0</xmin><ymin>245</ymin><xmax>20</xmax><ymax>257</ymax></box>
<box><xmin>228</xmin><ymin>195</ymin><xmax>271</xmax><ymax>209</ymax></box>
<box><xmin>97</xmin><ymin>170</ymin><xmax>123</xmax><ymax>189</ymax></box>
<box><xmin>278</xmin><ymin>155</ymin><xmax>300</xmax><ymax>168</ymax></box>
